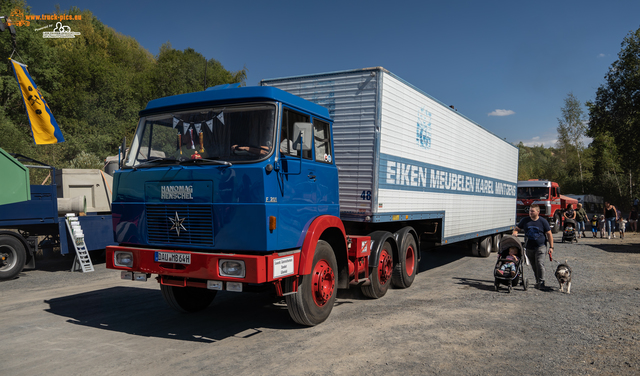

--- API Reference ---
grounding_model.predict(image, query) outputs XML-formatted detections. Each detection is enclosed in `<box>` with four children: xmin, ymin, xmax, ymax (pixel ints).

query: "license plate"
<box><xmin>155</xmin><ymin>251</ymin><xmax>191</xmax><ymax>264</ymax></box>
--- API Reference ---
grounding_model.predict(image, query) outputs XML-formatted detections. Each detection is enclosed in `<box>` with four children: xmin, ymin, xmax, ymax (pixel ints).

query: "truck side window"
<box><xmin>313</xmin><ymin>119</ymin><xmax>332</xmax><ymax>163</ymax></box>
<box><xmin>281</xmin><ymin>108</ymin><xmax>311</xmax><ymax>159</ymax></box>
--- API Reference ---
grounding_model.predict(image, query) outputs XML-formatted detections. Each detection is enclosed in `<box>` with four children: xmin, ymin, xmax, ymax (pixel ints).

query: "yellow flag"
<box><xmin>10</xmin><ymin>59</ymin><xmax>64</xmax><ymax>144</ymax></box>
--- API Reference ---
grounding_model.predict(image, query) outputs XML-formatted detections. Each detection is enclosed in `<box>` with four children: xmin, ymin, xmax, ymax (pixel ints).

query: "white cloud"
<box><xmin>488</xmin><ymin>109</ymin><xmax>515</xmax><ymax>117</ymax></box>
<box><xmin>597</xmin><ymin>53</ymin><xmax>606</xmax><ymax>58</ymax></box>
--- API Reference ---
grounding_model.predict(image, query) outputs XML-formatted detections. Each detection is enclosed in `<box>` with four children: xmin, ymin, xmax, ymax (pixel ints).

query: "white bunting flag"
<box><xmin>194</xmin><ymin>122</ymin><xmax>202</xmax><ymax>134</ymax></box>
<box><xmin>182</xmin><ymin>122</ymin><xmax>190</xmax><ymax>135</ymax></box>
<box><xmin>173</xmin><ymin>117</ymin><xmax>179</xmax><ymax>129</ymax></box>
<box><xmin>217</xmin><ymin>112</ymin><xmax>224</xmax><ymax>125</ymax></box>
<box><xmin>206</xmin><ymin>119</ymin><xmax>213</xmax><ymax>132</ymax></box>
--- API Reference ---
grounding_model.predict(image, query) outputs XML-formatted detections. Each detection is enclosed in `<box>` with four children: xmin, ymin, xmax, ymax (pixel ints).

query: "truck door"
<box><xmin>278</xmin><ymin>109</ymin><xmax>317</xmax><ymax>248</ymax></box>
<box><xmin>311</xmin><ymin>118</ymin><xmax>339</xmax><ymax>214</ymax></box>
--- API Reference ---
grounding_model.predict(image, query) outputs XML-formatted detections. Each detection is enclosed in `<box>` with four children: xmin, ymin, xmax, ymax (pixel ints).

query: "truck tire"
<box><xmin>286</xmin><ymin>240</ymin><xmax>337</xmax><ymax>326</ymax></box>
<box><xmin>0</xmin><ymin>235</ymin><xmax>26</xmax><ymax>281</ymax></box>
<box><xmin>552</xmin><ymin>213</ymin><xmax>561</xmax><ymax>234</ymax></box>
<box><xmin>470</xmin><ymin>240</ymin><xmax>480</xmax><ymax>256</ymax></box>
<box><xmin>392</xmin><ymin>231</ymin><xmax>417</xmax><ymax>289</ymax></box>
<box><xmin>492</xmin><ymin>234</ymin><xmax>502</xmax><ymax>253</ymax></box>
<box><xmin>160</xmin><ymin>284</ymin><xmax>217</xmax><ymax>313</ymax></box>
<box><xmin>361</xmin><ymin>240</ymin><xmax>394</xmax><ymax>298</ymax></box>
<box><xmin>478</xmin><ymin>237</ymin><xmax>492</xmax><ymax>257</ymax></box>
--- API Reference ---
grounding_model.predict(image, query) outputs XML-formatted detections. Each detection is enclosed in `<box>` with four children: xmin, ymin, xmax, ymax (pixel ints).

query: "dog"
<box><xmin>555</xmin><ymin>261</ymin><xmax>572</xmax><ymax>294</ymax></box>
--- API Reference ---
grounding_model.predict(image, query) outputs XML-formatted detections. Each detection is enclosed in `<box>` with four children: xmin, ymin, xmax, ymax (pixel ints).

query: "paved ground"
<box><xmin>1</xmin><ymin>232</ymin><xmax>639</xmax><ymax>376</ymax></box>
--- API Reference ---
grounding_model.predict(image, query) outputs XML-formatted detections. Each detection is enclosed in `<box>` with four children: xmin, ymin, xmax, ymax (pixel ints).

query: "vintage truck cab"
<box><xmin>107</xmin><ymin>85</ymin><xmax>347</xmax><ymax>325</ymax></box>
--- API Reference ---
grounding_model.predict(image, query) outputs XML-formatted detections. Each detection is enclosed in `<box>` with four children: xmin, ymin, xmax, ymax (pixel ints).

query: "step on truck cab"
<box><xmin>108</xmin><ymin>68</ymin><xmax>519</xmax><ymax>326</ymax></box>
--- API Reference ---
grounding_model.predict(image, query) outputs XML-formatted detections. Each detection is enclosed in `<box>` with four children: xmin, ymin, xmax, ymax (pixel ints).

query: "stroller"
<box><xmin>562</xmin><ymin>218</ymin><xmax>578</xmax><ymax>243</ymax></box>
<box><xmin>494</xmin><ymin>235</ymin><xmax>528</xmax><ymax>293</ymax></box>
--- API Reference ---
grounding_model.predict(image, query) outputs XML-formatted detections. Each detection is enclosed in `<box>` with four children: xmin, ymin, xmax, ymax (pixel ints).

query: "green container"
<box><xmin>0</xmin><ymin>148</ymin><xmax>30</xmax><ymax>206</ymax></box>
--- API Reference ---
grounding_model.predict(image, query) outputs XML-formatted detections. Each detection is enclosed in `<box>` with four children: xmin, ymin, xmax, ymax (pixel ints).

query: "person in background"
<box><xmin>591</xmin><ymin>214</ymin><xmax>599</xmax><ymax>238</ymax></box>
<box><xmin>575</xmin><ymin>203</ymin><xmax>589</xmax><ymax>238</ymax></box>
<box><xmin>628</xmin><ymin>206</ymin><xmax>638</xmax><ymax>233</ymax></box>
<box><xmin>617</xmin><ymin>216</ymin><xmax>627</xmax><ymax>239</ymax></box>
<box><xmin>563</xmin><ymin>204</ymin><xmax>576</xmax><ymax>230</ymax></box>
<box><xmin>604</xmin><ymin>201</ymin><xmax>618</xmax><ymax>239</ymax></box>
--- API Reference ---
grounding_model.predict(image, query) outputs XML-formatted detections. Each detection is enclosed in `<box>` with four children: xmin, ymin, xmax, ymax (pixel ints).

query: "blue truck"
<box><xmin>0</xmin><ymin>151</ymin><xmax>115</xmax><ymax>280</ymax></box>
<box><xmin>107</xmin><ymin>68</ymin><xmax>518</xmax><ymax>325</ymax></box>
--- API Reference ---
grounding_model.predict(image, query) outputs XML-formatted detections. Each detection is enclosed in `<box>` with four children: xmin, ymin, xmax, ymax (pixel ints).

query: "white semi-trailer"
<box><xmin>261</xmin><ymin>67</ymin><xmax>518</xmax><ymax>256</ymax></box>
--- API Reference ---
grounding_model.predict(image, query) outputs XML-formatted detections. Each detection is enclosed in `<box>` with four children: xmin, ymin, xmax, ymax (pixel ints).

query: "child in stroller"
<box><xmin>562</xmin><ymin>218</ymin><xmax>578</xmax><ymax>243</ymax></box>
<box><xmin>494</xmin><ymin>235</ymin><xmax>528</xmax><ymax>293</ymax></box>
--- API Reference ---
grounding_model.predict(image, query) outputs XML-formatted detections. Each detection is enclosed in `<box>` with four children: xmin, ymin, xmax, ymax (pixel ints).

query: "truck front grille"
<box><xmin>516</xmin><ymin>206</ymin><xmax>547</xmax><ymax>216</ymax></box>
<box><xmin>146</xmin><ymin>204</ymin><xmax>214</xmax><ymax>247</ymax></box>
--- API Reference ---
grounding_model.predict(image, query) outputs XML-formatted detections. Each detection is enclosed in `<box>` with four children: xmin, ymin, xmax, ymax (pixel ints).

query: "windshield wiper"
<box><xmin>181</xmin><ymin>157</ymin><xmax>232</xmax><ymax>167</ymax></box>
<box><xmin>132</xmin><ymin>157</ymin><xmax>179</xmax><ymax>170</ymax></box>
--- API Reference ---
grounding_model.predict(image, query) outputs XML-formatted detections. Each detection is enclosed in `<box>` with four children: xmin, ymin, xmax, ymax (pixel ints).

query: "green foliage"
<box><xmin>521</xmin><ymin>26</ymin><xmax>640</xmax><ymax>209</ymax></box>
<box><xmin>0</xmin><ymin>2</ymin><xmax>246</xmax><ymax>171</ymax></box>
<box><xmin>586</xmin><ymin>25</ymin><xmax>640</xmax><ymax>208</ymax></box>
<box><xmin>517</xmin><ymin>142</ymin><xmax>561</xmax><ymax>182</ymax></box>
<box><xmin>69</xmin><ymin>150</ymin><xmax>103</xmax><ymax>169</ymax></box>
<box><xmin>556</xmin><ymin>93</ymin><xmax>588</xmax><ymax>193</ymax></box>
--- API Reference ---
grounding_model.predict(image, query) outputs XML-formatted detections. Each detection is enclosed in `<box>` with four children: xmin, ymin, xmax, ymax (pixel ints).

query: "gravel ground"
<box><xmin>1</xmin><ymin>232</ymin><xmax>639</xmax><ymax>376</ymax></box>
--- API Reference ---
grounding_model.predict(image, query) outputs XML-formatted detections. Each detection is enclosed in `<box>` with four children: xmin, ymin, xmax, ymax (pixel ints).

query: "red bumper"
<box><xmin>106</xmin><ymin>245</ymin><xmax>300</xmax><ymax>284</ymax></box>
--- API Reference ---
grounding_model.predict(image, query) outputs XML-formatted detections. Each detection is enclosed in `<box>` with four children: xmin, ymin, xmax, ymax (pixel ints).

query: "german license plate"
<box><xmin>155</xmin><ymin>251</ymin><xmax>191</xmax><ymax>264</ymax></box>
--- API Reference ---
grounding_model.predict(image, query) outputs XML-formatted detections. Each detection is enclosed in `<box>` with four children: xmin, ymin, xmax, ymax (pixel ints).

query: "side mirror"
<box><xmin>119</xmin><ymin>136</ymin><xmax>127</xmax><ymax>169</ymax></box>
<box><xmin>293</xmin><ymin>122</ymin><xmax>312</xmax><ymax>152</ymax></box>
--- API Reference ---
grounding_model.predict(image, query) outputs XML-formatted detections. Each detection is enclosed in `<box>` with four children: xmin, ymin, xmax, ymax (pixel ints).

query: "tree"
<box><xmin>556</xmin><ymin>92</ymin><xmax>587</xmax><ymax>192</ymax></box>
<box><xmin>0</xmin><ymin>3</ymin><xmax>246</xmax><ymax>182</ymax></box>
<box><xmin>587</xmin><ymin>25</ymin><xmax>640</xmax><ymax>206</ymax></box>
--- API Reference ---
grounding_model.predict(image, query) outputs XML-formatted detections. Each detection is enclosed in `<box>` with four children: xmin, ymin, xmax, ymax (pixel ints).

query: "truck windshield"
<box><xmin>517</xmin><ymin>187</ymin><xmax>549</xmax><ymax>200</ymax></box>
<box><xmin>125</xmin><ymin>104</ymin><xmax>276</xmax><ymax>167</ymax></box>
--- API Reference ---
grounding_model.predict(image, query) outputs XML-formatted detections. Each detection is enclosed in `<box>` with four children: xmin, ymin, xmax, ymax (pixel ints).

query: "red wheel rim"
<box><xmin>378</xmin><ymin>249</ymin><xmax>393</xmax><ymax>285</ymax></box>
<box><xmin>405</xmin><ymin>245</ymin><xmax>415</xmax><ymax>276</ymax></box>
<box><xmin>312</xmin><ymin>259</ymin><xmax>335</xmax><ymax>307</ymax></box>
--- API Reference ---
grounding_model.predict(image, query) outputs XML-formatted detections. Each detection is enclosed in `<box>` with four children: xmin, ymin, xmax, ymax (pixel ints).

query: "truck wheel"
<box><xmin>160</xmin><ymin>284</ymin><xmax>217</xmax><ymax>313</ymax></box>
<box><xmin>492</xmin><ymin>234</ymin><xmax>502</xmax><ymax>253</ymax></box>
<box><xmin>478</xmin><ymin>237</ymin><xmax>492</xmax><ymax>257</ymax></box>
<box><xmin>286</xmin><ymin>240</ymin><xmax>337</xmax><ymax>326</ymax></box>
<box><xmin>361</xmin><ymin>241</ymin><xmax>394</xmax><ymax>298</ymax></box>
<box><xmin>552</xmin><ymin>213</ymin><xmax>561</xmax><ymax>234</ymax></box>
<box><xmin>0</xmin><ymin>235</ymin><xmax>26</xmax><ymax>281</ymax></box>
<box><xmin>470</xmin><ymin>241</ymin><xmax>480</xmax><ymax>256</ymax></box>
<box><xmin>392</xmin><ymin>232</ymin><xmax>417</xmax><ymax>289</ymax></box>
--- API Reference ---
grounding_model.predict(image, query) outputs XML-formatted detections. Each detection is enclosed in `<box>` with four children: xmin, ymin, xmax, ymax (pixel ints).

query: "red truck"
<box><xmin>516</xmin><ymin>180</ymin><xmax>578</xmax><ymax>233</ymax></box>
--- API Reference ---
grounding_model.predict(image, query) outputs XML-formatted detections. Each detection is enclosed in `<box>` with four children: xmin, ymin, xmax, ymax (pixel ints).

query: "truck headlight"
<box><xmin>219</xmin><ymin>259</ymin><xmax>245</xmax><ymax>278</ymax></box>
<box><xmin>114</xmin><ymin>251</ymin><xmax>133</xmax><ymax>267</ymax></box>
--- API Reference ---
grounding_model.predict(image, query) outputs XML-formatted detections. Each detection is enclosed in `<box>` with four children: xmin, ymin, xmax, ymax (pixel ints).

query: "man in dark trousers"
<box><xmin>512</xmin><ymin>204</ymin><xmax>554</xmax><ymax>290</ymax></box>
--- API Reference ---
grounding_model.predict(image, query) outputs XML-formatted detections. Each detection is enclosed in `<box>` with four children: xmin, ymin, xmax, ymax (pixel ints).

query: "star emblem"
<box><xmin>168</xmin><ymin>212</ymin><xmax>187</xmax><ymax>236</ymax></box>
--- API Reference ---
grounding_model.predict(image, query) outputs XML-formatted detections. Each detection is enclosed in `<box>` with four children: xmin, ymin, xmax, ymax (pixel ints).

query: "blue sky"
<box><xmin>24</xmin><ymin>0</ymin><xmax>640</xmax><ymax>146</ymax></box>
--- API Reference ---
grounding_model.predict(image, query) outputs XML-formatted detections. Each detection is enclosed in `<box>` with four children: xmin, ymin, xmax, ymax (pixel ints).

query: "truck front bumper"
<box><xmin>106</xmin><ymin>245</ymin><xmax>300</xmax><ymax>284</ymax></box>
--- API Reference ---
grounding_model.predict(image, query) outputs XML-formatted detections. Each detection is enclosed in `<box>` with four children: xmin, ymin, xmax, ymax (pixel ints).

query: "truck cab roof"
<box><xmin>140</xmin><ymin>86</ymin><xmax>331</xmax><ymax>120</ymax></box>
<box><xmin>517</xmin><ymin>180</ymin><xmax>556</xmax><ymax>188</ymax></box>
